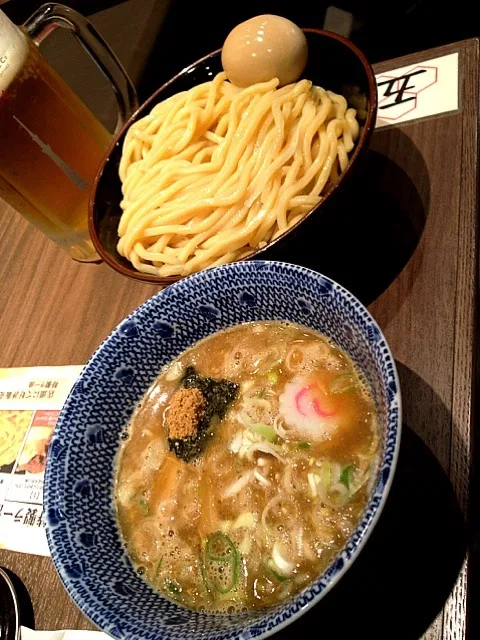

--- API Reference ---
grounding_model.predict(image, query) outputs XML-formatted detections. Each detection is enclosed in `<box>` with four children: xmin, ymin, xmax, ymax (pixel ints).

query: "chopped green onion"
<box><xmin>267</xmin><ymin>369</ymin><xmax>279</xmax><ymax>385</ymax></box>
<box><xmin>138</xmin><ymin>499</ymin><xmax>149</xmax><ymax>515</ymax></box>
<box><xmin>165</xmin><ymin>579</ymin><xmax>181</xmax><ymax>595</ymax></box>
<box><xmin>267</xmin><ymin>558</ymin><xmax>291</xmax><ymax>582</ymax></box>
<box><xmin>233</xmin><ymin>512</ymin><xmax>255</xmax><ymax>529</ymax></box>
<box><xmin>238</xmin><ymin>534</ymin><xmax>252</xmax><ymax>555</ymax></box>
<box><xmin>249</xmin><ymin>423</ymin><xmax>277</xmax><ymax>442</ymax></box>
<box><xmin>321</xmin><ymin>460</ymin><xmax>331</xmax><ymax>491</ymax></box>
<box><xmin>206</xmin><ymin>531</ymin><xmax>237</xmax><ymax>562</ymax></box>
<box><xmin>199</xmin><ymin>559</ymin><xmax>213</xmax><ymax>595</ymax></box>
<box><xmin>298</xmin><ymin>442</ymin><xmax>310</xmax><ymax>450</ymax></box>
<box><xmin>307</xmin><ymin>472</ymin><xmax>318</xmax><ymax>498</ymax></box>
<box><xmin>330</xmin><ymin>373</ymin><xmax>356</xmax><ymax>395</ymax></box>
<box><xmin>219</xmin><ymin>520</ymin><xmax>232</xmax><ymax>534</ymax></box>
<box><xmin>214</xmin><ymin>562</ymin><xmax>238</xmax><ymax>594</ymax></box>
<box><xmin>340</xmin><ymin>464</ymin><xmax>354</xmax><ymax>490</ymax></box>
<box><xmin>203</xmin><ymin>532</ymin><xmax>239</xmax><ymax>594</ymax></box>
<box><xmin>154</xmin><ymin>556</ymin><xmax>164</xmax><ymax>581</ymax></box>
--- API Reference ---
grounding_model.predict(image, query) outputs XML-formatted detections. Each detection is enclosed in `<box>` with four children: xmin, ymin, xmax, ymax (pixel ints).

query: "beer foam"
<box><xmin>0</xmin><ymin>11</ymin><xmax>28</xmax><ymax>92</ymax></box>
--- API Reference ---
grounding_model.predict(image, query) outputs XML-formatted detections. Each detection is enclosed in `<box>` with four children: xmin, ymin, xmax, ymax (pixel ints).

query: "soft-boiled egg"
<box><xmin>221</xmin><ymin>15</ymin><xmax>308</xmax><ymax>88</ymax></box>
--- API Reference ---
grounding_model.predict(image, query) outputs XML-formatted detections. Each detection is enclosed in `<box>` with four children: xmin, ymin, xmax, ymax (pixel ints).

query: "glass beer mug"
<box><xmin>0</xmin><ymin>3</ymin><xmax>138</xmax><ymax>261</ymax></box>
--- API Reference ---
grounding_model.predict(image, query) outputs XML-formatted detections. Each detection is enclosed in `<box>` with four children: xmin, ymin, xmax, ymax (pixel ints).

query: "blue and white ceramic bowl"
<box><xmin>45</xmin><ymin>261</ymin><xmax>401</xmax><ymax>640</ymax></box>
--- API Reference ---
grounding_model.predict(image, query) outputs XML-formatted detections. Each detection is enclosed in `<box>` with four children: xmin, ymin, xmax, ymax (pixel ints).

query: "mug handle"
<box><xmin>23</xmin><ymin>2</ymin><xmax>138</xmax><ymax>134</ymax></box>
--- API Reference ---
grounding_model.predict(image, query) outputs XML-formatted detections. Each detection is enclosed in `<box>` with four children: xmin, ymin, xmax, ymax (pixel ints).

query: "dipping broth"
<box><xmin>115</xmin><ymin>321</ymin><xmax>379</xmax><ymax>612</ymax></box>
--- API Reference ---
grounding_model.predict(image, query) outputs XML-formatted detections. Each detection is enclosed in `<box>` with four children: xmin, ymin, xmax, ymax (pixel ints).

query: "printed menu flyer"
<box><xmin>0</xmin><ymin>365</ymin><xmax>83</xmax><ymax>556</ymax></box>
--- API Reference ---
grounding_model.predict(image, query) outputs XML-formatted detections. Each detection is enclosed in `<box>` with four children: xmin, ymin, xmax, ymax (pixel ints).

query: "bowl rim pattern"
<box><xmin>44</xmin><ymin>261</ymin><xmax>401</xmax><ymax>640</ymax></box>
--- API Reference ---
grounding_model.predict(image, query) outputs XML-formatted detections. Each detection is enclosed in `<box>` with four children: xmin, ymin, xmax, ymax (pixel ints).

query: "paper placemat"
<box><xmin>0</xmin><ymin>366</ymin><xmax>83</xmax><ymax>556</ymax></box>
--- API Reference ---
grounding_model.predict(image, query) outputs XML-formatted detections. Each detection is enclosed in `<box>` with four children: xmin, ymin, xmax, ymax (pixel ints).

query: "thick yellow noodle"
<box><xmin>118</xmin><ymin>72</ymin><xmax>360</xmax><ymax>277</ymax></box>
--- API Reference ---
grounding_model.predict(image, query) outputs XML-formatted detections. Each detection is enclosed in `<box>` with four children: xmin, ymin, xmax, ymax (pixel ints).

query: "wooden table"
<box><xmin>0</xmin><ymin>40</ymin><xmax>478</xmax><ymax>640</ymax></box>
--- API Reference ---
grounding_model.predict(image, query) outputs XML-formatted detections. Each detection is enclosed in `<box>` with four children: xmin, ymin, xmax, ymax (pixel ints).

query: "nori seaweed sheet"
<box><xmin>168</xmin><ymin>366</ymin><xmax>238</xmax><ymax>461</ymax></box>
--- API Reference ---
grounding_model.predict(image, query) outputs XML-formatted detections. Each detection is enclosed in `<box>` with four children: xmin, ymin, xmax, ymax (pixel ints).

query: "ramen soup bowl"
<box><xmin>45</xmin><ymin>261</ymin><xmax>400</xmax><ymax>640</ymax></box>
<box><xmin>89</xmin><ymin>29</ymin><xmax>377</xmax><ymax>284</ymax></box>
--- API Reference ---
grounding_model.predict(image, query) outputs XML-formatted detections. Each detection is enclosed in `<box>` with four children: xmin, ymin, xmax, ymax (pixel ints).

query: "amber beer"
<box><xmin>0</xmin><ymin>13</ymin><xmax>111</xmax><ymax>261</ymax></box>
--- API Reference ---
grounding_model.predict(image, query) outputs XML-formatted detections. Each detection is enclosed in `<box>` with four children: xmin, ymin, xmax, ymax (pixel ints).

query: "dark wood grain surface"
<box><xmin>0</xmin><ymin>40</ymin><xmax>478</xmax><ymax>640</ymax></box>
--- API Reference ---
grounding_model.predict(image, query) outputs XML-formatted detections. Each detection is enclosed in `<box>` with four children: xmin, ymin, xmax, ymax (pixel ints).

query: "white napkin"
<box><xmin>21</xmin><ymin>627</ymin><xmax>109</xmax><ymax>640</ymax></box>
